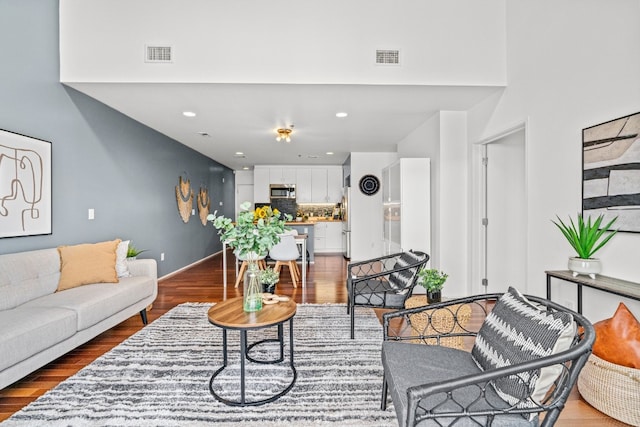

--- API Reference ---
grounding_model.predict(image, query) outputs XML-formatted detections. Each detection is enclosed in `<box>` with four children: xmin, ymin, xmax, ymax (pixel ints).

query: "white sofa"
<box><xmin>0</xmin><ymin>246</ymin><xmax>157</xmax><ymax>389</ymax></box>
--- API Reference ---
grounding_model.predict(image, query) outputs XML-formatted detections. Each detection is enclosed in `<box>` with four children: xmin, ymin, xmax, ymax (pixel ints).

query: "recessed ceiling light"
<box><xmin>326</xmin><ymin>152</ymin><xmax>334</xmax><ymax>155</ymax></box>
<box><xmin>235</xmin><ymin>152</ymin><xmax>244</xmax><ymax>155</ymax></box>
<box><xmin>182</xmin><ymin>111</ymin><xmax>196</xmax><ymax>117</ymax></box>
<box><xmin>336</xmin><ymin>112</ymin><xmax>348</xmax><ymax>118</ymax></box>
<box><xmin>242</xmin><ymin>166</ymin><xmax>250</xmax><ymax>170</ymax></box>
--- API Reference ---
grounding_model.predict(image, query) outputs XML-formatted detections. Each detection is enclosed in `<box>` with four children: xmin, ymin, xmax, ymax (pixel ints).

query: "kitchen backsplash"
<box><xmin>256</xmin><ymin>201</ymin><xmax>340</xmax><ymax>219</ymax></box>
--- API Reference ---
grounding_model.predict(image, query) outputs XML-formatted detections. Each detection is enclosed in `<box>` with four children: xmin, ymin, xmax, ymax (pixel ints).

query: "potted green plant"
<box><xmin>417</xmin><ymin>268</ymin><xmax>448</xmax><ymax>303</ymax></box>
<box><xmin>552</xmin><ymin>213</ymin><xmax>618</xmax><ymax>279</ymax></box>
<box><xmin>126</xmin><ymin>242</ymin><xmax>147</xmax><ymax>260</ymax></box>
<box><xmin>259</xmin><ymin>267</ymin><xmax>280</xmax><ymax>293</ymax></box>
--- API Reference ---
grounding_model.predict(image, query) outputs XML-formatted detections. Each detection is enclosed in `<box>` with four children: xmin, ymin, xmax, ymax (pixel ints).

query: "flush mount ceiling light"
<box><xmin>182</xmin><ymin>111</ymin><xmax>196</xmax><ymax>117</ymax></box>
<box><xmin>275</xmin><ymin>128</ymin><xmax>293</xmax><ymax>143</ymax></box>
<box><xmin>336</xmin><ymin>112</ymin><xmax>348</xmax><ymax>118</ymax></box>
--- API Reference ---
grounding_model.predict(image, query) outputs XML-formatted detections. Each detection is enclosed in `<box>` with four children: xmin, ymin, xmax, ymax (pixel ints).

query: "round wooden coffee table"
<box><xmin>207</xmin><ymin>296</ymin><xmax>297</xmax><ymax>406</ymax></box>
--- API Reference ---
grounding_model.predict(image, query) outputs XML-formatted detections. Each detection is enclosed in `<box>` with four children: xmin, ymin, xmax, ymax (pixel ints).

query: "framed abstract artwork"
<box><xmin>0</xmin><ymin>129</ymin><xmax>52</xmax><ymax>238</ymax></box>
<box><xmin>582</xmin><ymin>111</ymin><xmax>640</xmax><ymax>232</ymax></box>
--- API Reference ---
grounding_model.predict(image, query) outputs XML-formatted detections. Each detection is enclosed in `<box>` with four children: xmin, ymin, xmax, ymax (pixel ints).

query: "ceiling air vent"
<box><xmin>375</xmin><ymin>49</ymin><xmax>400</xmax><ymax>65</ymax></box>
<box><xmin>145</xmin><ymin>46</ymin><xmax>173</xmax><ymax>63</ymax></box>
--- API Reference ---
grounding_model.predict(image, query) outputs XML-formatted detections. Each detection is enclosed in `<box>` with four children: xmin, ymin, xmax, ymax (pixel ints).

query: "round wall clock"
<box><xmin>359</xmin><ymin>174</ymin><xmax>380</xmax><ymax>196</ymax></box>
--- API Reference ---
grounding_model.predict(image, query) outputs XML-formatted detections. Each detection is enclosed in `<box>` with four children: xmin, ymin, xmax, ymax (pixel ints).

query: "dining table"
<box><xmin>222</xmin><ymin>233</ymin><xmax>308</xmax><ymax>289</ymax></box>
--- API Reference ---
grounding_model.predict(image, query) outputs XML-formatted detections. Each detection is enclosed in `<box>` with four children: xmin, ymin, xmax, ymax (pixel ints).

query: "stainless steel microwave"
<box><xmin>270</xmin><ymin>184</ymin><xmax>296</xmax><ymax>199</ymax></box>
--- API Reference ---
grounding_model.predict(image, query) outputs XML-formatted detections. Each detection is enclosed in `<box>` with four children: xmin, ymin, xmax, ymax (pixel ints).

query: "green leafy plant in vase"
<box><xmin>552</xmin><ymin>213</ymin><xmax>618</xmax><ymax>279</ymax></box>
<box><xmin>260</xmin><ymin>267</ymin><xmax>280</xmax><ymax>294</ymax></box>
<box><xmin>417</xmin><ymin>268</ymin><xmax>448</xmax><ymax>304</ymax></box>
<box><xmin>208</xmin><ymin>201</ymin><xmax>292</xmax><ymax>312</ymax></box>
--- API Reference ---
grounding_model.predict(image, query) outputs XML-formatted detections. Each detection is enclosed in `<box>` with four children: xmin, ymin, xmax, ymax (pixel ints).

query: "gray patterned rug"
<box><xmin>2</xmin><ymin>303</ymin><xmax>397</xmax><ymax>426</ymax></box>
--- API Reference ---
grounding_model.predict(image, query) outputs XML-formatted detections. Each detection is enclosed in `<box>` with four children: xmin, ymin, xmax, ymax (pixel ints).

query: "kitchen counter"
<box><xmin>286</xmin><ymin>218</ymin><xmax>342</xmax><ymax>225</ymax></box>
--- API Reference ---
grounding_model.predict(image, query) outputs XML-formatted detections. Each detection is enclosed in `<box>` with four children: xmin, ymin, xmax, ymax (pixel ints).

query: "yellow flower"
<box><xmin>258</xmin><ymin>208</ymin><xmax>267</xmax><ymax>219</ymax></box>
<box><xmin>273</xmin><ymin>208</ymin><xmax>280</xmax><ymax>215</ymax></box>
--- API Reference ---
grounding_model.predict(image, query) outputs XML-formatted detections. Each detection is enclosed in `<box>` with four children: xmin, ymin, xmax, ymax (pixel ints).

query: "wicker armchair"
<box><xmin>381</xmin><ymin>291</ymin><xmax>595</xmax><ymax>427</ymax></box>
<box><xmin>347</xmin><ymin>250</ymin><xmax>429</xmax><ymax>339</ymax></box>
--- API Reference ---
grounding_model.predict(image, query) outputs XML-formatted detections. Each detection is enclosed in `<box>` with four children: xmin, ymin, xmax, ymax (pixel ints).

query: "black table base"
<box><xmin>209</xmin><ymin>319</ymin><xmax>296</xmax><ymax>406</ymax></box>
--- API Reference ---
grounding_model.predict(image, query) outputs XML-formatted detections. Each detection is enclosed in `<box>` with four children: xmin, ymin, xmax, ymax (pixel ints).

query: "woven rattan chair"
<box><xmin>346</xmin><ymin>250</ymin><xmax>429</xmax><ymax>339</ymax></box>
<box><xmin>381</xmin><ymin>291</ymin><xmax>595</xmax><ymax>427</ymax></box>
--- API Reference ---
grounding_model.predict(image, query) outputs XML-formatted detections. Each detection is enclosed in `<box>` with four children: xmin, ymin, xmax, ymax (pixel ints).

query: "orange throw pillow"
<box><xmin>57</xmin><ymin>239</ymin><xmax>120</xmax><ymax>291</ymax></box>
<box><xmin>592</xmin><ymin>303</ymin><xmax>640</xmax><ymax>368</ymax></box>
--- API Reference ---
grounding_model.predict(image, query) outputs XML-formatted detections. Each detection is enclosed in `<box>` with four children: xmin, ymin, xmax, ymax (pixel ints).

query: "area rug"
<box><xmin>2</xmin><ymin>303</ymin><xmax>397</xmax><ymax>426</ymax></box>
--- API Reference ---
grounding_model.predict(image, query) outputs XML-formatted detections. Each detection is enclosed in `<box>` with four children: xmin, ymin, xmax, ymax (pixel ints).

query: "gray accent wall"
<box><xmin>0</xmin><ymin>0</ymin><xmax>235</xmax><ymax>277</ymax></box>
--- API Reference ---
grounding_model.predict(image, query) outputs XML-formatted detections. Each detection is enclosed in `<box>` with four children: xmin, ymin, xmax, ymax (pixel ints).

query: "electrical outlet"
<box><xmin>160</xmin><ymin>253</ymin><xmax>165</xmax><ymax>261</ymax></box>
<box><xmin>88</xmin><ymin>208</ymin><xmax>95</xmax><ymax>220</ymax></box>
<box><xmin>191</xmin><ymin>209</ymin><xmax>195</xmax><ymax>216</ymax></box>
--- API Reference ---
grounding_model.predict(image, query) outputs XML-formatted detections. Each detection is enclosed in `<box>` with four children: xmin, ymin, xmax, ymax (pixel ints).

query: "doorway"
<box><xmin>479</xmin><ymin>126</ymin><xmax>527</xmax><ymax>294</ymax></box>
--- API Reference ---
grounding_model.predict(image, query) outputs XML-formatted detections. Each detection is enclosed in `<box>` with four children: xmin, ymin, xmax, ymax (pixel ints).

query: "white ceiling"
<box><xmin>67</xmin><ymin>82</ymin><xmax>502</xmax><ymax>170</ymax></box>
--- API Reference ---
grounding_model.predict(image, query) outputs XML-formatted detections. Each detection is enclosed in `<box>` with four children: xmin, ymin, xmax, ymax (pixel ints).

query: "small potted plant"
<box><xmin>259</xmin><ymin>267</ymin><xmax>280</xmax><ymax>293</ymax></box>
<box><xmin>552</xmin><ymin>213</ymin><xmax>617</xmax><ymax>279</ymax></box>
<box><xmin>417</xmin><ymin>268</ymin><xmax>448</xmax><ymax>303</ymax></box>
<box><xmin>127</xmin><ymin>242</ymin><xmax>147</xmax><ymax>260</ymax></box>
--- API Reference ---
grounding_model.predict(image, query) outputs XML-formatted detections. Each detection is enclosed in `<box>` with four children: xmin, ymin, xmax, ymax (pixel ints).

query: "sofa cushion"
<box><xmin>0</xmin><ymin>307</ymin><xmax>77</xmax><ymax>372</ymax></box>
<box><xmin>57</xmin><ymin>240</ymin><xmax>120</xmax><ymax>291</ymax></box>
<box><xmin>23</xmin><ymin>275</ymin><xmax>154</xmax><ymax>331</ymax></box>
<box><xmin>382</xmin><ymin>341</ymin><xmax>534</xmax><ymax>426</ymax></box>
<box><xmin>0</xmin><ymin>248</ymin><xmax>61</xmax><ymax>310</ymax></box>
<box><xmin>471</xmin><ymin>287</ymin><xmax>576</xmax><ymax>409</ymax></box>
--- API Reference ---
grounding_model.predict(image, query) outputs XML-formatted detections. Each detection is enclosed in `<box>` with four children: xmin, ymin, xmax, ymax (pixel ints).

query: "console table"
<box><xmin>545</xmin><ymin>270</ymin><xmax>640</xmax><ymax>314</ymax></box>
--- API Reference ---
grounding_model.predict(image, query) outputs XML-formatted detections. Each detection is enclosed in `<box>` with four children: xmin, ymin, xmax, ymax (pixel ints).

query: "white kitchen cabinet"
<box><xmin>296</xmin><ymin>168</ymin><xmax>312</xmax><ymax>202</ymax></box>
<box><xmin>325</xmin><ymin>222</ymin><xmax>342</xmax><ymax>252</ymax></box>
<box><xmin>310</xmin><ymin>166</ymin><xmax>342</xmax><ymax>203</ymax></box>
<box><xmin>313</xmin><ymin>221</ymin><xmax>342</xmax><ymax>253</ymax></box>
<box><xmin>327</xmin><ymin>168</ymin><xmax>343</xmax><ymax>202</ymax></box>
<box><xmin>253</xmin><ymin>166</ymin><xmax>270</xmax><ymax>203</ymax></box>
<box><xmin>270</xmin><ymin>167</ymin><xmax>296</xmax><ymax>185</ymax></box>
<box><xmin>311</xmin><ymin>169</ymin><xmax>328</xmax><ymax>202</ymax></box>
<box><xmin>382</xmin><ymin>158</ymin><xmax>430</xmax><ymax>257</ymax></box>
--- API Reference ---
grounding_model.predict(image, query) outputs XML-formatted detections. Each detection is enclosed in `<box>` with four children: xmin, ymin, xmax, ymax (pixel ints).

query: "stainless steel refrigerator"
<box><xmin>341</xmin><ymin>186</ymin><xmax>351</xmax><ymax>259</ymax></box>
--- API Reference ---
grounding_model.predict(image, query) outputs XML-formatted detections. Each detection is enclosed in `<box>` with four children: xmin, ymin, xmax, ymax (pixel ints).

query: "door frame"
<box><xmin>472</xmin><ymin>120</ymin><xmax>529</xmax><ymax>295</ymax></box>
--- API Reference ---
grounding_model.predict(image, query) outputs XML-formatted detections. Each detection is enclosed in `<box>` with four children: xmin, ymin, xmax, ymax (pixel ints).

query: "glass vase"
<box><xmin>243</xmin><ymin>260</ymin><xmax>263</xmax><ymax>312</ymax></box>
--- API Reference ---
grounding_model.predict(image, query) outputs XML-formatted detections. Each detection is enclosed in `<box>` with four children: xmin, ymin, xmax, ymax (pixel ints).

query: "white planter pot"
<box><xmin>568</xmin><ymin>257</ymin><xmax>601</xmax><ymax>280</ymax></box>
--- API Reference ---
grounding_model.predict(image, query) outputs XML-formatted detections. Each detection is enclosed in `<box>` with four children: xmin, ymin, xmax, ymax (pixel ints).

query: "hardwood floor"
<box><xmin>0</xmin><ymin>252</ymin><xmax>626</xmax><ymax>425</ymax></box>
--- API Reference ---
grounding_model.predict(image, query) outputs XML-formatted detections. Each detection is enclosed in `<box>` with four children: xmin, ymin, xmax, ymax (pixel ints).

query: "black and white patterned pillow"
<box><xmin>387</xmin><ymin>251</ymin><xmax>425</xmax><ymax>293</ymax></box>
<box><xmin>471</xmin><ymin>287</ymin><xmax>576</xmax><ymax>410</ymax></box>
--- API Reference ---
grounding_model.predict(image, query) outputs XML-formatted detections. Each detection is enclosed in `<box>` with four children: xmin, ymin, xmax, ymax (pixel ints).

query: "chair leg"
<box><xmin>350</xmin><ymin>304</ymin><xmax>355</xmax><ymax>339</ymax></box>
<box><xmin>381</xmin><ymin>373</ymin><xmax>389</xmax><ymax>410</ymax></box>
<box><xmin>288</xmin><ymin>261</ymin><xmax>298</xmax><ymax>288</ymax></box>
<box><xmin>235</xmin><ymin>261</ymin><xmax>247</xmax><ymax>288</ymax></box>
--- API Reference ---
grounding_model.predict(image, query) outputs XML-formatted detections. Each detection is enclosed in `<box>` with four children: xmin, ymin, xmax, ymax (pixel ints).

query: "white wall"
<box><xmin>468</xmin><ymin>0</ymin><xmax>640</xmax><ymax>322</ymax></box>
<box><xmin>350</xmin><ymin>152</ymin><xmax>398</xmax><ymax>261</ymax></box>
<box><xmin>60</xmin><ymin>0</ymin><xmax>506</xmax><ymax>86</ymax></box>
<box><xmin>398</xmin><ymin>112</ymin><xmax>470</xmax><ymax>298</ymax></box>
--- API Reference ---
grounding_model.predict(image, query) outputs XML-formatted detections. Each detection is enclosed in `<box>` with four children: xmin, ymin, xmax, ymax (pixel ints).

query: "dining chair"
<box><xmin>269</xmin><ymin>234</ymin><xmax>300</xmax><ymax>287</ymax></box>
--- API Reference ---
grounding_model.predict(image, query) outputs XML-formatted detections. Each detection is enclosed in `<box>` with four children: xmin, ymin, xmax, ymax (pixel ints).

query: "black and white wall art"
<box><xmin>0</xmin><ymin>129</ymin><xmax>52</xmax><ymax>238</ymax></box>
<box><xmin>582</xmin><ymin>111</ymin><xmax>640</xmax><ymax>232</ymax></box>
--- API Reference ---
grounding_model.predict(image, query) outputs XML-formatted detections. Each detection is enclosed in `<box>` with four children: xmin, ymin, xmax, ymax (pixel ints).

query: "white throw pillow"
<box><xmin>116</xmin><ymin>240</ymin><xmax>131</xmax><ymax>278</ymax></box>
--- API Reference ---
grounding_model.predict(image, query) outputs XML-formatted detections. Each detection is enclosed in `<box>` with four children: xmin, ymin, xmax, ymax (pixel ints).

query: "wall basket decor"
<box><xmin>0</xmin><ymin>129</ymin><xmax>52</xmax><ymax>238</ymax></box>
<box><xmin>197</xmin><ymin>185</ymin><xmax>211</xmax><ymax>226</ymax></box>
<box><xmin>582</xmin><ymin>111</ymin><xmax>640</xmax><ymax>232</ymax></box>
<box><xmin>175</xmin><ymin>175</ymin><xmax>193</xmax><ymax>223</ymax></box>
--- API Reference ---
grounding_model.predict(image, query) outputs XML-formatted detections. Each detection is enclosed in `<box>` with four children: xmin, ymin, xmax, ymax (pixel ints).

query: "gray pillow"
<box><xmin>471</xmin><ymin>287</ymin><xmax>576</xmax><ymax>412</ymax></box>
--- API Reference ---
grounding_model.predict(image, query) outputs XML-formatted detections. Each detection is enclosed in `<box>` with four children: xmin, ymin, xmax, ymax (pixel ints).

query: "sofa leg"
<box><xmin>139</xmin><ymin>309</ymin><xmax>148</xmax><ymax>325</ymax></box>
<box><xmin>381</xmin><ymin>373</ymin><xmax>388</xmax><ymax>410</ymax></box>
